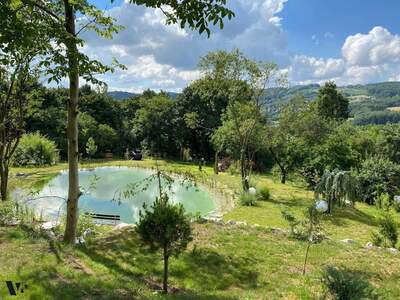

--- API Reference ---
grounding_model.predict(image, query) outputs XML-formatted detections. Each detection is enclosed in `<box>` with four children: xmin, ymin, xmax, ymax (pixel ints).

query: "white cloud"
<box><xmin>78</xmin><ymin>2</ymin><xmax>400</xmax><ymax>90</ymax></box>
<box><xmin>289</xmin><ymin>26</ymin><xmax>400</xmax><ymax>85</ymax></box>
<box><xmin>342</xmin><ymin>26</ymin><xmax>400</xmax><ymax>66</ymax></box>
<box><xmin>79</xmin><ymin>0</ymin><xmax>289</xmax><ymax>92</ymax></box>
<box><xmin>289</xmin><ymin>55</ymin><xmax>345</xmax><ymax>83</ymax></box>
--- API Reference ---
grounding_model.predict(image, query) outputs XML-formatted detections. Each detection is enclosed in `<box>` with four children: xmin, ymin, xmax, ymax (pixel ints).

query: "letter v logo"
<box><xmin>5</xmin><ymin>281</ymin><xmax>28</xmax><ymax>296</ymax></box>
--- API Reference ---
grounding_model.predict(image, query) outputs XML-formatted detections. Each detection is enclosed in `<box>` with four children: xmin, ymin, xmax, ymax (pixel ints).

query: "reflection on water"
<box><xmin>13</xmin><ymin>166</ymin><xmax>215</xmax><ymax>223</ymax></box>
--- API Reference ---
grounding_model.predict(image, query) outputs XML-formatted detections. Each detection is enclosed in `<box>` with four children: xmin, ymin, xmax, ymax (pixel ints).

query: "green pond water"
<box><xmin>19</xmin><ymin>166</ymin><xmax>215</xmax><ymax>223</ymax></box>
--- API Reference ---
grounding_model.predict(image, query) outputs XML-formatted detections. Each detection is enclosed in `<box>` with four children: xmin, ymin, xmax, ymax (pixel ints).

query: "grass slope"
<box><xmin>2</xmin><ymin>159</ymin><xmax>400</xmax><ymax>299</ymax></box>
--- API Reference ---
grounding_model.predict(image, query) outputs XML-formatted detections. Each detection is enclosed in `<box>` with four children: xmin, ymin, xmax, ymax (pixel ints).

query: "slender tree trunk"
<box><xmin>163</xmin><ymin>245</ymin><xmax>169</xmax><ymax>293</ymax></box>
<box><xmin>214</xmin><ymin>151</ymin><xmax>219</xmax><ymax>175</ymax></box>
<box><xmin>269</xmin><ymin>148</ymin><xmax>287</xmax><ymax>184</ymax></box>
<box><xmin>302</xmin><ymin>242</ymin><xmax>311</xmax><ymax>275</ymax></box>
<box><xmin>327</xmin><ymin>197</ymin><xmax>332</xmax><ymax>214</ymax></box>
<box><xmin>63</xmin><ymin>1</ymin><xmax>81</xmax><ymax>245</ymax></box>
<box><xmin>0</xmin><ymin>163</ymin><xmax>9</xmax><ymax>201</ymax></box>
<box><xmin>240</xmin><ymin>148</ymin><xmax>249</xmax><ymax>191</ymax></box>
<box><xmin>280</xmin><ymin>167</ymin><xmax>286</xmax><ymax>184</ymax></box>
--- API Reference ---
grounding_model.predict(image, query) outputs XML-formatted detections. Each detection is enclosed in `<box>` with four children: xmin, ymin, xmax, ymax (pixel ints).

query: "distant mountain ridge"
<box><xmin>108</xmin><ymin>82</ymin><xmax>400</xmax><ymax>124</ymax></box>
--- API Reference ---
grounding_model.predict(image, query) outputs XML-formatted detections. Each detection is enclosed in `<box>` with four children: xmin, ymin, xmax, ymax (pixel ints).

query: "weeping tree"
<box><xmin>315</xmin><ymin>169</ymin><xmax>360</xmax><ymax>214</ymax></box>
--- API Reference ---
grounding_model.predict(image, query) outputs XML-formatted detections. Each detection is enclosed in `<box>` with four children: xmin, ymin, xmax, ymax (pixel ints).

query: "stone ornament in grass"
<box><xmin>315</xmin><ymin>200</ymin><xmax>328</xmax><ymax>213</ymax></box>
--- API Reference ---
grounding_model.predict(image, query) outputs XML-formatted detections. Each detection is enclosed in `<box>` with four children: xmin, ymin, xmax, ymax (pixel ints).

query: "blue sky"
<box><xmin>83</xmin><ymin>0</ymin><xmax>400</xmax><ymax>92</ymax></box>
<box><xmin>280</xmin><ymin>0</ymin><xmax>400</xmax><ymax>58</ymax></box>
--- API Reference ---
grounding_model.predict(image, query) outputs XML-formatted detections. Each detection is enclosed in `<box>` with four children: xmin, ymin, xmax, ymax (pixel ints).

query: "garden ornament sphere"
<box><xmin>315</xmin><ymin>200</ymin><xmax>328</xmax><ymax>213</ymax></box>
<box><xmin>394</xmin><ymin>195</ymin><xmax>400</xmax><ymax>204</ymax></box>
<box><xmin>249</xmin><ymin>187</ymin><xmax>257</xmax><ymax>195</ymax></box>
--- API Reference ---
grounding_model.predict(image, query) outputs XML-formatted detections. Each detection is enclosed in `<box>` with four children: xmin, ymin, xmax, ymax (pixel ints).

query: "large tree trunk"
<box><xmin>63</xmin><ymin>1</ymin><xmax>81</xmax><ymax>245</ymax></box>
<box><xmin>0</xmin><ymin>163</ymin><xmax>9</xmax><ymax>201</ymax></box>
<box><xmin>163</xmin><ymin>246</ymin><xmax>169</xmax><ymax>293</ymax></box>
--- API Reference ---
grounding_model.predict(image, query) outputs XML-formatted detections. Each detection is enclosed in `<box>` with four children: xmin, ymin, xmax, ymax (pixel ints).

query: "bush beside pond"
<box><xmin>12</xmin><ymin>133</ymin><xmax>59</xmax><ymax>167</ymax></box>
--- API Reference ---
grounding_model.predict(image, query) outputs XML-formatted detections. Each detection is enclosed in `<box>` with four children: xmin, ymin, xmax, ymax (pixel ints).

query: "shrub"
<box><xmin>372</xmin><ymin>213</ymin><xmax>398</xmax><ymax>248</ymax></box>
<box><xmin>356</xmin><ymin>156</ymin><xmax>400</xmax><ymax>205</ymax></box>
<box><xmin>85</xmin><ymin>137</ymin><xmax>97</xmax><ymax>159</ymax></box>
<box><xmin>13</xmin><ymin>133</ymin><xmax>59</xmax><ymax>166</ymax></box>
<box><xmin>321</xmin><ymin>266</ymin><xmax>375</xmax><ymax>300</ymax></box>
<box><xmin>375</xmin><ymin>193</ymin><xmax>391</xmax><ymax>211</ymax></box>
<box><xmin>239</xmin><ymin>192</ymin><xmax>257</xmax><ymax>206</ymax></box>
<box><xmin>227</xmin><ymin>161</ymin><xmax>240</xmax><ymax>176</ymax></box>
<box><xmin>256</xmin><ymin>186</ymin><xmax>270</xmax><ymax>201</ymax></box>
<box><xmin>0</xmin><ymin>201</ymin><xmax>16</xmax><ymax>226</ymax></box>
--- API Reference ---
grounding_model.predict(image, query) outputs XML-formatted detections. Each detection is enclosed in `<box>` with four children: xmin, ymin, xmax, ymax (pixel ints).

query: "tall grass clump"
<box><xmin>239</xmin><ymin>192</ymin><xmax>257</xmax><ymax>206</ymax></box>
<box><xmin>256</xmin><ymin>186</ymin><xmax>271</xmax><ymax>201</ymax></box>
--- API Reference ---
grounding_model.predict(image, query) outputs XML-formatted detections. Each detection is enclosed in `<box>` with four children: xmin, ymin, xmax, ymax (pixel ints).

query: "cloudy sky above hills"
<box><xmin>85</xmin><ymin>0</ymin><xmax>400</xmax><ymax>92</ymax></box>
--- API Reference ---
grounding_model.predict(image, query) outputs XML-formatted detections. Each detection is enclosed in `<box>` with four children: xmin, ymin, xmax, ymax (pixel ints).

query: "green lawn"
<box><xmin>1</xmin><ymin>159</ymin><xmax>399</xmax><ymax>299</ymax></box>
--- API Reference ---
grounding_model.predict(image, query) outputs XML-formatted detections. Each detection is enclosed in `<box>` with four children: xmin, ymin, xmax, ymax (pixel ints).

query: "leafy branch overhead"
<box><xmin>14</xmin><ymin>0</ymin><xmax>125</xmax><ymax>86</ymax></box>
<box><xmin>124</xmin><ymin>0</ymin><xmax>235</xmax><ymax>36</ymax></box>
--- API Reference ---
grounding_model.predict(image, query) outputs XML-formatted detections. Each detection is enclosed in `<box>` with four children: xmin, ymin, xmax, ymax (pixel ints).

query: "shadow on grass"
<box><xmin>327</xmin><ymin>207</ymin><xmax>377</xmax><ymax>227</ymax></box>
<box><xmin>266</xmin><ymin>195</ymin><xmax>311</xmax><ymax>209</ymax></box>
<box><xmin>173</xmin><ymin>247</ymin><xmax>259</xmax><ymax>291</ymax></box>
<box><xmin>75</xmin><ymin>228</ymin><xmax>257</xmax><ymax>299</ymax></box>
<box><xmin>15</xmin><ymin>231</ymin><xmax>239</xmax><ymax>299</ymax></box>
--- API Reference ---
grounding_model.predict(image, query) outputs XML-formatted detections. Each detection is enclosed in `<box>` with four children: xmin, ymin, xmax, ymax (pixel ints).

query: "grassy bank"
<box><xmin>1</xmin><ymin>159</ymin><xmax>399</xmax><ymax>299</ymax></box>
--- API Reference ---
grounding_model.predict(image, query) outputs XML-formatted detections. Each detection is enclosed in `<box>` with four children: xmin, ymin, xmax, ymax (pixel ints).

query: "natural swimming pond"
<box><xmin>17</xmin><ymin>166</ymin><xmax>215</xmax><ymax>223</ymax></box>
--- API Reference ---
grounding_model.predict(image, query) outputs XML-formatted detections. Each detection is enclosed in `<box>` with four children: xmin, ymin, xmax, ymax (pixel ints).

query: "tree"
<box><xmin>176</xmin><ymin>76</ymin><xmax>251</xmax><ymax>159</ymax></box>
<box><xmin>376</xmin><ymin>124</ymin><xmax>400</xmax><ymax>164</ymax></box>
<box><xmin>0</xmin><ymin>2</ymin><xmax>50</xmax><ymax>201</ymax></box>
<box><xmin>212</xmin><ymin>100</ymin><xmax>268</xmax><ymax>189</ymax></box>
<box><xmin>315</xmin><ymin>170</ymin><xmax>360</xmax><ymax>214</ymax></box>
<box><xmin>85</xmin><ymin>137</ymin><xmax>97</xmax><ymax>159</ymax></box>
<box><xmin>132</xmin><ymin>95</ymin><xmax>178</xmax><ymax>156</ymax></box>
<box><xmin>356</xmin><ymin>156</ymin><xmax>400</xmax><ymax>205</ymax></box>
<box><xmin>136</xmin><ymin>193</ymin><xmax>192</xmax><ymax>293</ymax></box>
<box><xmin>268</xmin><ymin>96</ymin><xmax>312</xmax><ymax>184</ymax></box>
<box><xmin>316</xmin><ymin>81</ymin><xmax>349</xmax><ymax>120</ymax></box>
<box><xmin>18</xmin><ymin>0</ymin><xmax>123</xmax><ymax>244</ymax></box>
<box><xmin>206</xmin><ymin>49</ymin><xmax>285</xmax><ymax>191</ymax></box>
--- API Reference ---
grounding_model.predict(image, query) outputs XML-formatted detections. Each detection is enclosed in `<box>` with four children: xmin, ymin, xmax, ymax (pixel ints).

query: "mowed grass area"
<box><xmin>1</xmin><ymin>224</ymin><xmax>400</xmax><ymax>299</ymax></box>
<box><xmin>2</xmin><ymin>159</ymin><xmax>400</xmax><ymax>299</ymax></box>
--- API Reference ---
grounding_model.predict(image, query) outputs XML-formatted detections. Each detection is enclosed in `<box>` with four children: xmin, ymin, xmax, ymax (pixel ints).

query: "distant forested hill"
<box><xmin>264</xmin><ymin>81</ymin><xmax>400</xmax><ymax>124</ymax></box>
<box><xmin>108</xmin><ymin>82</ymin><xmax>400</xmax><ymax>124</ymax></box>
<box><xmin>108</xmin><ymin>91</ymin><xmax>179</xmax><ymax>100</ymax></box>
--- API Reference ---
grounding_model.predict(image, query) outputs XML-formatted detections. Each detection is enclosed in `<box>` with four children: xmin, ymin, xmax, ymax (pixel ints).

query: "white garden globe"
<box><xmin>249</xmin><ymin>187</ymin><xmax>257</xmax><ymax>195</ymax></box>
<box><xmin>394</xmin><ymin>195</ymin><xmax>400</xmax><ymax>204</ymax></box>
<box><xmin>315</xmin><ymin>200</ymin><xmax>328</xmax><ymax>213</ymax></box>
